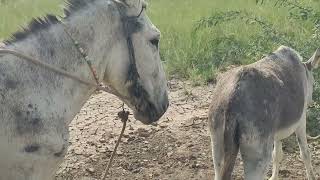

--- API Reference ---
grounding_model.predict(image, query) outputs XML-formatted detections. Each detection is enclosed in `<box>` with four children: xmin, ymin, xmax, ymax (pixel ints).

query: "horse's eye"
<box><xmin>150</xmin><ymin>38</ymin><xmax>159</xmax><ymax>49</ymax></box>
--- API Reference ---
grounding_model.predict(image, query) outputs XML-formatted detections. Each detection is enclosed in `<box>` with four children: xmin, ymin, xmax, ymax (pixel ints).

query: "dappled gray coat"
<box><xmin>209</xmin><ymin>46</ymin><xmax>319</xmax><ymax>180</ymax></box>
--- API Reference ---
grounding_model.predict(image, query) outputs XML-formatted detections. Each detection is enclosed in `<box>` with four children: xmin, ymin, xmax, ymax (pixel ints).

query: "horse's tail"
<box><xmin>208</xmin><ymin>107</ymin><xmax>239</xmax><ymax>180</ymax></box>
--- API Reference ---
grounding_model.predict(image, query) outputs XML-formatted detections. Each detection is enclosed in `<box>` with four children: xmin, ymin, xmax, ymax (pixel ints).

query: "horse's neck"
<box><xmin>6</xmin><ymin>15</ymin><xmax>115</xmax><ymax>124</ymax></box>
<box><xmin>63</xmin><ymin>7</ymin><xmax>120</xmax><ymax>82</ymax></box>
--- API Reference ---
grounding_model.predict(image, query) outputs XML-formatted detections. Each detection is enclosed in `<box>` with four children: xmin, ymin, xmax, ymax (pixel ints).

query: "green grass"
<box><xmin>1</xmin><ymin>0</ymin><xmax>320</xmax><ymax>135</ymax></box>
<box><xmin>0</xmin><ymin>0</ymin><xmax>63</xmax><ymax>39</ymax></box>
<box><xmin>149</xmin><ymin>0</ymin><xmax>320</xmax><ymax>83</ymax></box>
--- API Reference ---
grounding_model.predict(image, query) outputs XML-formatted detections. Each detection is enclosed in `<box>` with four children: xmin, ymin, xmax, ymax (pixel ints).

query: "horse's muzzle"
<box><xmin>134</xmin><ymin>93</ymin><xmax>169</xmax><ymax>124</ymax></box>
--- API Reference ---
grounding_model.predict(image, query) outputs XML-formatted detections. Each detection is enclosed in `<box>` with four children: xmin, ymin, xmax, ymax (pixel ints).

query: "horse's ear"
<box><xmin>306</xmin><ymin>48</ymin><xmax>320</xmax><ymax>70</ymax></box>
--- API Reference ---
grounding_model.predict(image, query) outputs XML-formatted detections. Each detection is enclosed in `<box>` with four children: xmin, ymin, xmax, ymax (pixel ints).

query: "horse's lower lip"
<box><xmin>133</xmin><ymin>111</ymin><xmax>159</xmax><ymax>125</ymax></box>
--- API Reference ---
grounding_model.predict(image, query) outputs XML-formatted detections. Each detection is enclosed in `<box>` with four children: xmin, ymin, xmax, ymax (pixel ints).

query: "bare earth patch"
<box><xmin>56</xmin><ymin>79</ymin><xmax>320</xmax><ymax>180</ymax></box>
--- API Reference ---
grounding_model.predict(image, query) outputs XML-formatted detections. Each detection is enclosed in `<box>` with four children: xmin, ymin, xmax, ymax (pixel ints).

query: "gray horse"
<box><xmin>209</xmin><ymin>46</ymin><xmax>319</xmax><ymax>180</ymax></box>
<box><xmin>0</xmin><ymin>0</ymin><xmax>168</xmax><ymax>179</ymax></box>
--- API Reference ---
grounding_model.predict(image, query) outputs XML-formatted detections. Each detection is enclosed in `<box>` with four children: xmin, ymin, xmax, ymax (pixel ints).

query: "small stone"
<box><xmin>90</xmin><ymin>157</ymin><xmax>97</xmax><ymax>162</ymax></box>
<box><xmin>74</xmin><ymin>149</ymin><xmax>82</xmax><ymax>155</ymax></box>
<box><xmin>187</xmin><ymin>144</ymin><xmax>194</xmax><ymax>148</ymax></box>
<box><xmin>191</xmin><ymin>163</ymin><xmax>200</xmax><ymax>168</ymax></box>
<box><xmin>99</xmin><ymin>149</ymin><xmax>107</xmax><ymax>153</ymax></box>
<box><xmin>86</xmin><ymin>167</ymin><xmax>95</xmax><ymax>174</ymax></box>
<box><xmin>87</xmin><ymin>141</ymin><xmax>95</xmax><ymax>146</ymax></box>
<box><xmin>132</xmin><ymin>168</ymin><xmax>140</xmax><ymax>173</ymax></box>
<box><xmin>159</xmin><ymin>124</ymin><xmax>168</xmax><ymax>128</ymax></box>
<box><xmin>136</xmin><ymin>128</ymin><xmax>151</xmax><ymax>138</ymax></box>
<box><xmin>189</xmin><ymin>155</ymin><xmax>196</xmax><ymax>160</ymax></box>
<box><xmin>123</xmin><ymin>134</ymin><xmax>130</xmax><ymax>138</ymax></box>
<box><xmin>127</xmin><ymin>137</ymin><xmax>135</xmax><ymax>142</ymax></box>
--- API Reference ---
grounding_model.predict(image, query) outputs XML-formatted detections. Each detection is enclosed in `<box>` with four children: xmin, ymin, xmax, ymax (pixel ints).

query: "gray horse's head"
<box><xmin>99</xmin><ymin>0</ymin><xmax>168</xmax><ymax>124</ymax></box>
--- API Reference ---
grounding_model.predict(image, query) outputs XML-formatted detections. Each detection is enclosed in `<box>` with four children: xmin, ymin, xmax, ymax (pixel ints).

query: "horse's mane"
<box><xmin>64</xmin><ymin>0</ymin><xmax>98</xmax><ymax>16</ymax></box>
<box><xmin>4</xmin><ymin>0</ymin><xmax>128</xmax><ymax>45</ymax></box>
<box><xmin>4</xmin><ymin>15</ymin><xmax>60</xmax><ymax>45</ymax></box>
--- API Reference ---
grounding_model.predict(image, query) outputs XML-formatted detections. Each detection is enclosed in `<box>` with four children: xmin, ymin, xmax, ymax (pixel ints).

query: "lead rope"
<box><xmin>62</xmin><ymin>24</ymin><xmax>131</xmax><ymax>179</ymax></box>
<box><xmin>61</xmin><ymin>22</ymin><xmax>101</xmax><ymax>85</ymax></box>
<box><xmin>102</xmin><ymin>103</ymin><xmax>129</xmax><ymax>180</ymax></box>
<box><xmin>0</xmin><ymin>48</ymin><xmax>116</xmax><ymax>95</ymax></box>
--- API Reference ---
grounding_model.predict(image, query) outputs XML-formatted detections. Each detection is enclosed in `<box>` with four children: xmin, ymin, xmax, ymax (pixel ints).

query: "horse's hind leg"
<box><xmin>295</xmin><ymin>119</ymin><xmax>316</xmax><ymax>180</ymax></box>
<box><xmin>209</xmin><ymin>123</ymin><xmax>239</xmax><ymax>180</ymax></box>
<box><xmin>269</xmin><ymin>140</ymin><xmax>283</xmax><ymax>180</ymax></box>
<box><xmin>240</xmin><ymin>135</ymin><xmax>273</xmax><ymax>180</ymax></box>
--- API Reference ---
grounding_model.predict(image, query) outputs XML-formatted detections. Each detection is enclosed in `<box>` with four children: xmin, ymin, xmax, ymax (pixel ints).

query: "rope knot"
<box><xmin>118</xmin><ymin>110</ymin><xmax>129</xmax><ymax>123</ymax></box>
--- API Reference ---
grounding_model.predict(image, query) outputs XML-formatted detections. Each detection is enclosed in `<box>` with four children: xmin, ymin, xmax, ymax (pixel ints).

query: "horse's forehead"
<box><xmin>119</xmin><ymin>0</ymin><xmax>146</xmax><ymax>15</ymax></box>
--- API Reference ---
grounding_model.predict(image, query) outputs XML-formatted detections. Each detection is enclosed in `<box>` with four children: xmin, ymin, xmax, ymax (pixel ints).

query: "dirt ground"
<box><xmin>56</xmin><ymin>79</ymin><xmax>320</xmax><ymax>180</ymax></box>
